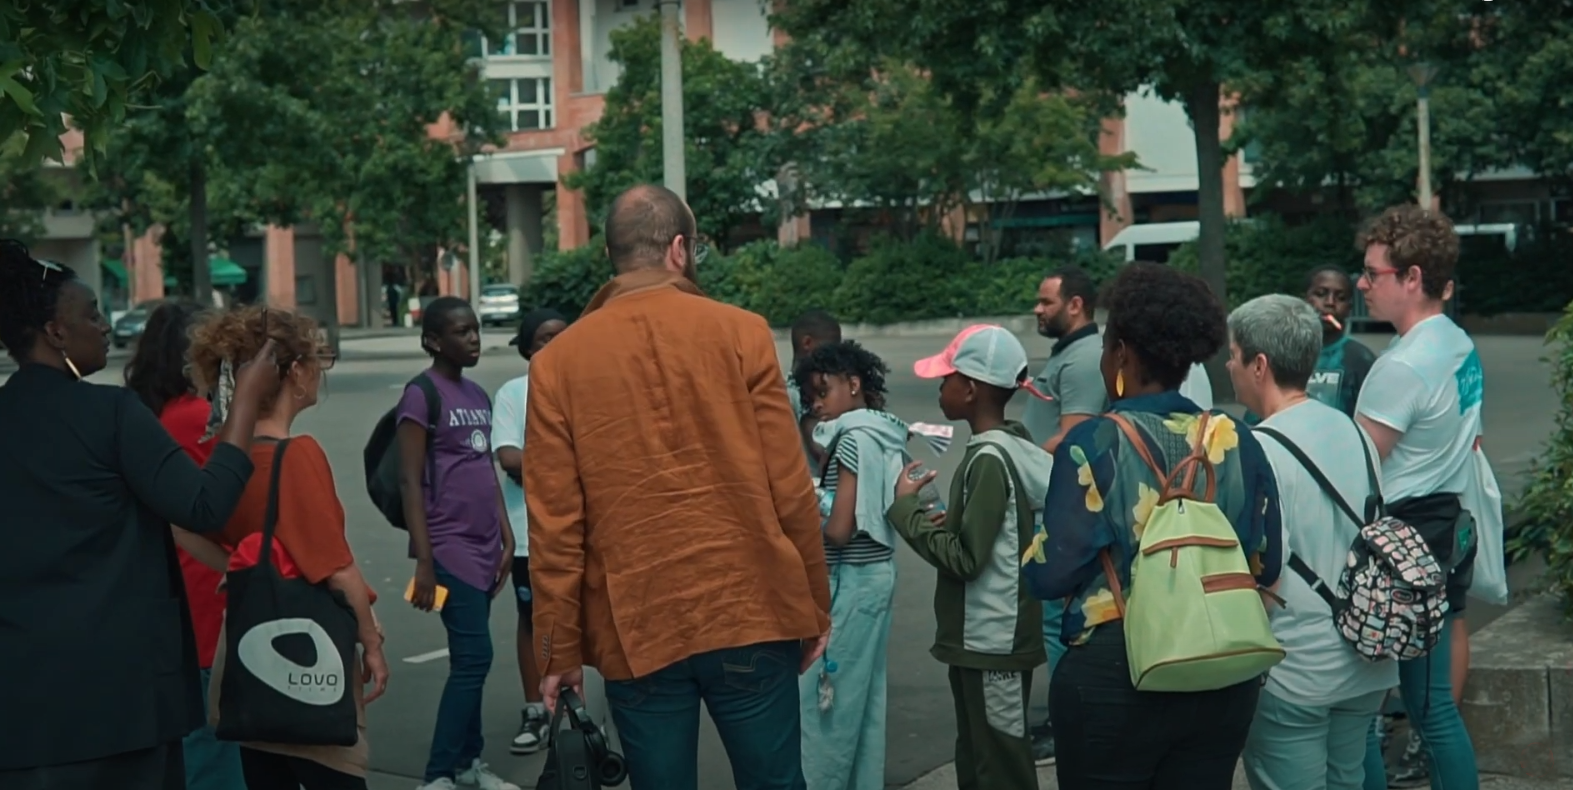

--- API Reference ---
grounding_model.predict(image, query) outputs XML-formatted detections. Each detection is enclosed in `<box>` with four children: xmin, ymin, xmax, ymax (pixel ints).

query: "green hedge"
<box><xmin>522</xmin><ymin>233</ymin><xmax>1122</xmax><ymax>326</ymax></box>
<box><xmin>1168</xmin><ymin>215</ymin><xmax>1362</xmax><ymax>309</ymax></box>
<box><xmin>1509</xmin><ymin>300</ymin><xmax>1573</xmax><ymax>618</ymax></box>
<box><xmin>1166</xmin><ymin>215</ymin><xmax>1573</xmax><ymax>316</ymax></box>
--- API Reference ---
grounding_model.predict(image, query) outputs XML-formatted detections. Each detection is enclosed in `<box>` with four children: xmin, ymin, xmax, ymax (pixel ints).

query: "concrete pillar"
<box><xmin>505</xmin><ymin>184</ymin><xmax>543</xmax><ymax>286</ymax></box>
<box><xmin>265</xmin><ymin>226</ymin><xmax>297</xmax><ymax>309</ymax></box>
<box><xmin>557</xmin><ymin>152</ymin><xmax>591</xmax><ymax>249</ymax></box>
<box><xmin>335</xmin><ymin>252</ymin><xmax>358</xmax><ymax>326</ymax></box>
<box><xmin>1098</xmin><ymin>116</ymin><xmax>1133</xmax><ymax>244</ymax></box>
<box><xmin>1219</xmin><ymin>97</ymin><xmax>1247</xmax><ymax>218</ymax></box>
<box><xmin>131</xmin><ymin>227</ymin><xmax>166</xmax><ymax>302</ymax></box>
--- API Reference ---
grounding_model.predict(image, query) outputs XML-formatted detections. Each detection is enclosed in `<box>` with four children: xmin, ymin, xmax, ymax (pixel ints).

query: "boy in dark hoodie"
<box><xmin>889</xmin><ymin>324</ymin><xmax>1052</xmax><ymax>790</ymax></box>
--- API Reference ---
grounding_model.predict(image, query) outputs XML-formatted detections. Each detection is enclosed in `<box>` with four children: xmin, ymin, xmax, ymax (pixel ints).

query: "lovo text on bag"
<box><xmin>1102</xmin><ymin>413</ymin><xmax>1285</xmax><ymax>692</ymax></box>
<box><xmin>217</xmin><ymin>438</ymin><xmax>360</xmax><ymax>746</ymax></box>
<box><xmin>1254</xmin><ymin>426</ymin><xmax>1447</xmax><ymax>661</ymax></box>
<box><xmin>363</xmin><ymin>374</ymin><xmax>440</xmax><ymax>530</ymax></box>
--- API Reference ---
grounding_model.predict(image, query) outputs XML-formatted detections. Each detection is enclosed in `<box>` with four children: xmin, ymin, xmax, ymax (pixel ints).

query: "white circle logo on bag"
<box><xmin>236</xmin><ymin>618</ymin><xmax>346</xmax><ymax>706</ymax></box>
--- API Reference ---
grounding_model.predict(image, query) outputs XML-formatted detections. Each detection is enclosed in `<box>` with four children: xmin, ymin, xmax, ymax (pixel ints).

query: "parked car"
<box><xmin>112</xmin><ymin>300</ymin><xmax>165</xmax><ymax>348</ymax></box>
<box><xmin>477</xmin><ymin>283</ymin><xmax>521</xmax><ymax>327</ymax></box>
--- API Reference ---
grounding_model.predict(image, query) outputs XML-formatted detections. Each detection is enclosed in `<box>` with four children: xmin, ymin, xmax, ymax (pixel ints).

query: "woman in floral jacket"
<box><xmin>1022</xmin><ymin>263</ymin><xmax>1283</xmax><ymax>790</ymax></box>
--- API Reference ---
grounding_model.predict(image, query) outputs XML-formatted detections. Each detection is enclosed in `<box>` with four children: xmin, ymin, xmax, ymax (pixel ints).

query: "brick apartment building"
<box><xmin>56</xmin><ymin>0</ymin><xmax>1562</xmax><ymax>326</ymax></box>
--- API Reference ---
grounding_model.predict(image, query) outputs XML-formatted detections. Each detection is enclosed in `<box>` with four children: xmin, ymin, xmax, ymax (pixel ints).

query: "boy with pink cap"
<box><xmin>889</xmin><ymin>325</ymin><xmax>1052</xmax><ymax>790</ymax></box>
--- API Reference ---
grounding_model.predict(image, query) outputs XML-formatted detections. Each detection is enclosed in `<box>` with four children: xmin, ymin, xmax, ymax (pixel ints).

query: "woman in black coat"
<box><xmin>0</xmin><ymin>240</ymin><xmax>281</xmax><ymax>790</ymax></box>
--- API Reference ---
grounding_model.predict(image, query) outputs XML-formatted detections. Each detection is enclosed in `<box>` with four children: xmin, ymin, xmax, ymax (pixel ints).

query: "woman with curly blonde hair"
<box><xmin>189</xmin><ymin>306</ymin><xmax>389</xmax><ymax>790</ymax></box>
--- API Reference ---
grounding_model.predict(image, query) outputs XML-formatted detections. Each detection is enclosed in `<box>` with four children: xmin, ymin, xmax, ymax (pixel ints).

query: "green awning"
<box><xmin>101</xmin><ymin>258</ymin><xmax>127</xmax><ymax>285</ymax></box>
<box><xmin>163</xmin><ymin>257</ymin><xmax>249</xmax><ymax>288</ymax></box>
<box><xmin>210</xmin><ymin>257</ymin><xmax>246</xmax><ymax>286</ymax></box>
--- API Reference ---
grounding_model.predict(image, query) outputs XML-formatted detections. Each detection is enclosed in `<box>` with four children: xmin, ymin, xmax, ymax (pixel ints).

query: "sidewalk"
<box><xmin>900</xmin><ymin>763</ymin><xmax>1562</xmax><ymax>789</ymax></box>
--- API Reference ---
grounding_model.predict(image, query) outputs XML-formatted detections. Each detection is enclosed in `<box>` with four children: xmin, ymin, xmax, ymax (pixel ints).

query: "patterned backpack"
<box><xmin>1254</xmin><ymin>426</ymin><xmax>1447</xmax><ymax>661</ymax></box>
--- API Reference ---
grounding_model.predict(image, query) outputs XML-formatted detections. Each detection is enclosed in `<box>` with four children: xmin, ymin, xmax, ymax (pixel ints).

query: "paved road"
<box><xmin>5</xmin><ymin>327</ymin><xmax>1556</xmax><ymax>790</ymax></box>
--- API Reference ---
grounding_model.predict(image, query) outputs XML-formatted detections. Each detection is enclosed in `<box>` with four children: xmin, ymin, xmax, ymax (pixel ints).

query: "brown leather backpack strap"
<box><xmin>1162</xmin><ymin>413</ymin><xmax>1221</xmax><ymax>504</ymax></box>
<box><xmin>1107</xmin><ymin>412</ymin><xmax>1167</xmax><ymax>488</ymax></box>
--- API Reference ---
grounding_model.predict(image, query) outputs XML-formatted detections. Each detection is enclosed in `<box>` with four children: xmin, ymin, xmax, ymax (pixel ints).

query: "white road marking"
<box><xmin>403</xmin><ymin>648</ymin><xmax>450</xmax><ymax>664</ymax></box>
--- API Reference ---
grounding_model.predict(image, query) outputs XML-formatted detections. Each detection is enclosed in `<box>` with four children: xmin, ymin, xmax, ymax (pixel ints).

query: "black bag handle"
<box><xmin>258</xmin><ymin>437</ymin><xmax>293</xmax><ymax>571</ymax></box>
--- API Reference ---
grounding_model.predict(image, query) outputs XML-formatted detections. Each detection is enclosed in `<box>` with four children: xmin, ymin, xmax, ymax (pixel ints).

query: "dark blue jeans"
<box><xmin>423</xmin><ymin>564</ymin><xmax>494</xmax><ymax>782</ymax></box>
<box><xmin>605</xmin><ymin>640</ymin><xmax>807</xmax><ymax>790</ymax></box>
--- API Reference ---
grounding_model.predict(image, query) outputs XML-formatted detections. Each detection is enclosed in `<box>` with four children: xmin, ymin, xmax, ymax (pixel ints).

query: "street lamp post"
<box><xmin>466</xmin><ymin>156</ymin><xmax>481</xmax><ymax>306</ymax></box>
<box><xmin>1409</xmin><ymin>62</ymin><xmax>1438</xmax><ymax>209</ymax></box>
<box><xmin>657</xmin><ymin>0</ymin><xmax>686</xmax><ymax>200</ymax></box>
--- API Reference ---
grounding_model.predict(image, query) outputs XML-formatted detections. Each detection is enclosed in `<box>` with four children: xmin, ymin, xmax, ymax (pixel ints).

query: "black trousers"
<box><xmin>1049</xmin><ymin>625</ymin><xmax>1259</xmax><ymax>790</ymax></box>
<box><xmin>240</xmin><ymin>748</ymin><xmax>367</xmax><ymax>790</ymax></box>
<box><xmin>0</xmin><ymin>741</ymin><xmax>184</xmax><ymax>790</ymax></box>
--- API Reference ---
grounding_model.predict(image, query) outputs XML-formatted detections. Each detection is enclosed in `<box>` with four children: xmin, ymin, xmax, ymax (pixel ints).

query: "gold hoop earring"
<box><xmin>1115</xmin><ymin>370</ymin><xmax>1125</xmax><ymax>398</ymax></box>
<box><xmin>62</xmin><ymin>350</ymin><xmax>82</xmax><ymax>380</ymax></box>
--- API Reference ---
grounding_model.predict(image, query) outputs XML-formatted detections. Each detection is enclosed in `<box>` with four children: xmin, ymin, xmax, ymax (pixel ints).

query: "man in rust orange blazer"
<box><xmin>524</xmin><ymin>184</ymin><xmax>832</xmax><ymax>790</ymax></box>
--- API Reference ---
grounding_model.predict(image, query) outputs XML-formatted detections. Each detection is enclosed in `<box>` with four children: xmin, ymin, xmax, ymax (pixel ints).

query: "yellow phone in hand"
<box><xmin>405</xmin><ymin>577</ymin><xmax>450</xmax><ymax>612</ymax></box>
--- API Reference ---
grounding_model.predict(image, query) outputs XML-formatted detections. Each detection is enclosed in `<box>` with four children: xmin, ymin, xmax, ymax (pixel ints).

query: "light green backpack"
<box><xmin>1102</xmin><ymin>413</ymin><xmax>1284</xmax><ymax>692</ymax></box>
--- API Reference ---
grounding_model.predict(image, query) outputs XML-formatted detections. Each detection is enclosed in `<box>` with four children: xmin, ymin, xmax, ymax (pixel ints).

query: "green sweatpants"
<box><xmin>949</xmin><ymin>665</ymin><xmax>1039</xmax><ymax>790</ymax></box>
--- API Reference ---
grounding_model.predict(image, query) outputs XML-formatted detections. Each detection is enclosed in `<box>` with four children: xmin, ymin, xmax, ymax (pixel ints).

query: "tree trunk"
<box><xmin>1185</xmin><ymin>79</ymin><xmax>1233</xmax><ymax>402</ymax></box>
<box><xmin>189</xmin><ymin>161</ymin><xmax>211</xmax><ymax>306</ymax></box>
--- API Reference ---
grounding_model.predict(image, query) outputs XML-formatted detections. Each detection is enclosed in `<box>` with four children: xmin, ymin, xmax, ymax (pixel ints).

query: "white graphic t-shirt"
<box><xmin>492</xmin><ymin>374</ymin><xmax>529</xmax><ymax>557</ymax></box>
<box><xmin>1356</xmin><ymin>315</ymin><xmax>1483</xmax><ymax>501</ymax></box>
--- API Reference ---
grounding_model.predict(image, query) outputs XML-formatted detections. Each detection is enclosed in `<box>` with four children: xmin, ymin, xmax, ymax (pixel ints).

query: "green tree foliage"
<box><xmin>90</xmin><ymin>0</ymin><xmax>500</xmax><ymax>302</ymax></box>
<box><xmin>1232</xmin><ymin>1</ymin><xmax>1513</xmax><ymax>213</ymax></box>
<box><xmin>0</xmin><ymin>0</ymin><xmax>229</xmax><ymax>171</ymax></box>
<box><xmin>565</xmin><ymin>15</ymin><xmax>772</xmax><ymax>249</ymax></box>
<box><xmin>773</xmin><ymin>0</ymin><xmax>1419</xmax><ymax>397</ymax></box>
<box><xmin>0</xmin><ymin>135</ymin><xmax>62</xmax><ymax>242</ymax></box>
<box><xmin>764</xmin><ymin>37</ymin><xmax>1129</xmax><ymax>260</ymax></box>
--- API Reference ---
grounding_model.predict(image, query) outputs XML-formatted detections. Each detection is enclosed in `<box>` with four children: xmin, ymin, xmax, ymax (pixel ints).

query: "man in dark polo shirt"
<box><xmin>1020</xmin><ymin>265</ymin><xmax>1106</xmax><ymax>766</ymax></box>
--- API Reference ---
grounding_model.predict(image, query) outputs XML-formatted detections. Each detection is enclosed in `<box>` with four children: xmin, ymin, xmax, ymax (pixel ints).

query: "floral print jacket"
<box><xmin>1022</xmin><ymin>391</ymin><xmax>1283</xmax><ymax>647</ymax></box>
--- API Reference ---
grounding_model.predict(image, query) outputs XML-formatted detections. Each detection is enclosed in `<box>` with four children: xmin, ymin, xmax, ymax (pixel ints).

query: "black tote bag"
<box><xmin>216</xmin><ymin>438</ymin><xmax>360</xmax><ymax>746</ymax></box>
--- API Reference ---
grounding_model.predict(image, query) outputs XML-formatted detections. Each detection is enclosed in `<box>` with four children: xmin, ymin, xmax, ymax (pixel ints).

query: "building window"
<box><xmin>483</xmin><ymin>1</ymin><xmax>550</xmax><ymax>57</ymax></box>
<box><xmin>495</xmin><ymin>78</ymin><xmax>554</xmax><ymax>131</ymax></box>
<box><xmin>620</xmin><ymin>0</ymin><xmax>640</xmax><ymax>9</ymax></box>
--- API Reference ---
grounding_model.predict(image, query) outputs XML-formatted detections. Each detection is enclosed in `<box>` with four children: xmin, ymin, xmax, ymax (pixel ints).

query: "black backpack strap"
<box><xmin>259</xmin><ymin>438</ymin><xmax>293</xmax><ymax>570</ymax></box>
<box><xmin>1253</xmin><ymin>426</ymin><xmax>1368</xmax><ymax>528</ymax></box>
<box><xmin>1252</xmin><ymin>425</ymin><xmax>1373</xmax><ymax>612</ymax></box>
<box><xmin>410</xmin><ymin>374</ymin><xmax>442</xmax><ymax>487</ymax></box>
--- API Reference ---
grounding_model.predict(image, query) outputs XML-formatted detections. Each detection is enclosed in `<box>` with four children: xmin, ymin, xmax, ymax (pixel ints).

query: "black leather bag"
<box><xmin>216</xmin><ymin>438</ymin><xmax>360</xmax><ymax>746</ymax></box>
<box><xmin>535</xmin><ymin>689</ymin><xmax>628</xmax><ymax>790</ymax></box>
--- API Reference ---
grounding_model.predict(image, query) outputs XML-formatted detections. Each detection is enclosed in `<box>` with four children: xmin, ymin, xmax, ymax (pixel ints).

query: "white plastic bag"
<box><xmin>1463</xmin><ymin>447</ymin><xmax>1509</xmax><ymax>606</ymax></box>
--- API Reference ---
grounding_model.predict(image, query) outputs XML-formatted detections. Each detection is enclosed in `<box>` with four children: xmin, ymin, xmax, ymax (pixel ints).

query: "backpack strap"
<box><xmin>410</xmin><ymin>374</ymin><xmax>442</xmax><ymax>487</ymax></box>
<box><xmin>1098</xmin><ymin>411</ymin><xmax>1221</xmax><ymax>619</ymax></box>
<box><xmin>1106</xmin><ymin>411</ymin><xmax>1217</xmax><ymax>504</ymax></box>
<box><xmin>1252</xmin><ymin>424</ymin><xmax>1380</xmax><ymax>612</ymax></box>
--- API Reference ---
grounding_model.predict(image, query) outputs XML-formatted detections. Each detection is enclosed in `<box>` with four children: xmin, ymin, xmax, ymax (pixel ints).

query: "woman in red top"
<box><xmin>124</xmin><ymin>300</ymin><xmax>246</xmax><ymax>790</ymax></box>
<box><xmin>189</xmin><ymin>306</ymin><xmax>389</xmax><ymax>790</ymax></box>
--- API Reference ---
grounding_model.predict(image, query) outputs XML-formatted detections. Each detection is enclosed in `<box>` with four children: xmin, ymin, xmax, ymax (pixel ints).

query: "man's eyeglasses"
<box><xmin>1359</xmin><ymin>266</ymin><xmax>1400</xmax><ymax>282</ymax></box>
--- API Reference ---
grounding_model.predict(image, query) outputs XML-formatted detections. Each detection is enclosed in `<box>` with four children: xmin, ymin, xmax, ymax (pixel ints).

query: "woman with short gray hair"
<box><xmin>1227</xmin><ymin>294</ymin><xmax>1396</xmax><ymax>790</ymax></box>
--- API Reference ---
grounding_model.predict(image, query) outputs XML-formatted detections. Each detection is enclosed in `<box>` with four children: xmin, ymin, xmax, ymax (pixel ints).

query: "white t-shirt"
<box><xmin>1356</xmin><ymin>315</ymin><xmax>1483</xmax><ymax>501</ymax></box>
<box><xmin>492</xmin><ymin>374</ymin><xmax>529</xmax><ymax>556</ymax></box>
<box><xmin>1257</xmin><ymin>400</ymin><xmax>1399</xmax><ymax>707</ymax></box>
<box><xmin>1179</xmin><ymin>362</ymin><xmax>1213</xmax><ymax>410</ymax></box>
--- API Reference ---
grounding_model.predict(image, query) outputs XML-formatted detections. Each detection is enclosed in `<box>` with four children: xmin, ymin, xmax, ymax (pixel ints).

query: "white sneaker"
<box><xmin>415</xmin><ymin>779</ymin><xmax>457</xmax><ymax>790</ymax></box>
<box><xmin>456</xmin><ymin>759</ymin><xmax>520</xmax><ymax>790</ymax></box>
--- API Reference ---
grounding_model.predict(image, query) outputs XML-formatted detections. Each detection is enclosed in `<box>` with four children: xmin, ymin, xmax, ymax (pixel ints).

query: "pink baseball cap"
<box><xmin>914</xmin><ymin>325</ymin><xmax>1032</xmax><ymax>389</ymax></box>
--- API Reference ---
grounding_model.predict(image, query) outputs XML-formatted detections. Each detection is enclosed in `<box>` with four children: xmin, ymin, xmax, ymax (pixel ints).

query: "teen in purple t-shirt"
<box><xmin>397</xmin><ymin>296</ymin><xmax>517</xmax><ymax>790</ymax></box>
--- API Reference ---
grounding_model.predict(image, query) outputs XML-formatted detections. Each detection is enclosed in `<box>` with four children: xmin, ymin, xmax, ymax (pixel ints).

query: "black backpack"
<box><xmin>535</xmin><ymin>689</ymin><xmax>627</xmax><ymax>790</ymax></box>
<box><xmin>364</xmin><ymin>374</ymin><xmax>441</xmax><ymax>530</ymax></box>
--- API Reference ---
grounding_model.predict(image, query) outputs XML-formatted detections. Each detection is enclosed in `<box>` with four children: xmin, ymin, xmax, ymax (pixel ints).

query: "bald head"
<box><xmin>605</xmin><ymin>184</ymin><xmax>697</xmax><ymax>272</ymax></box>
